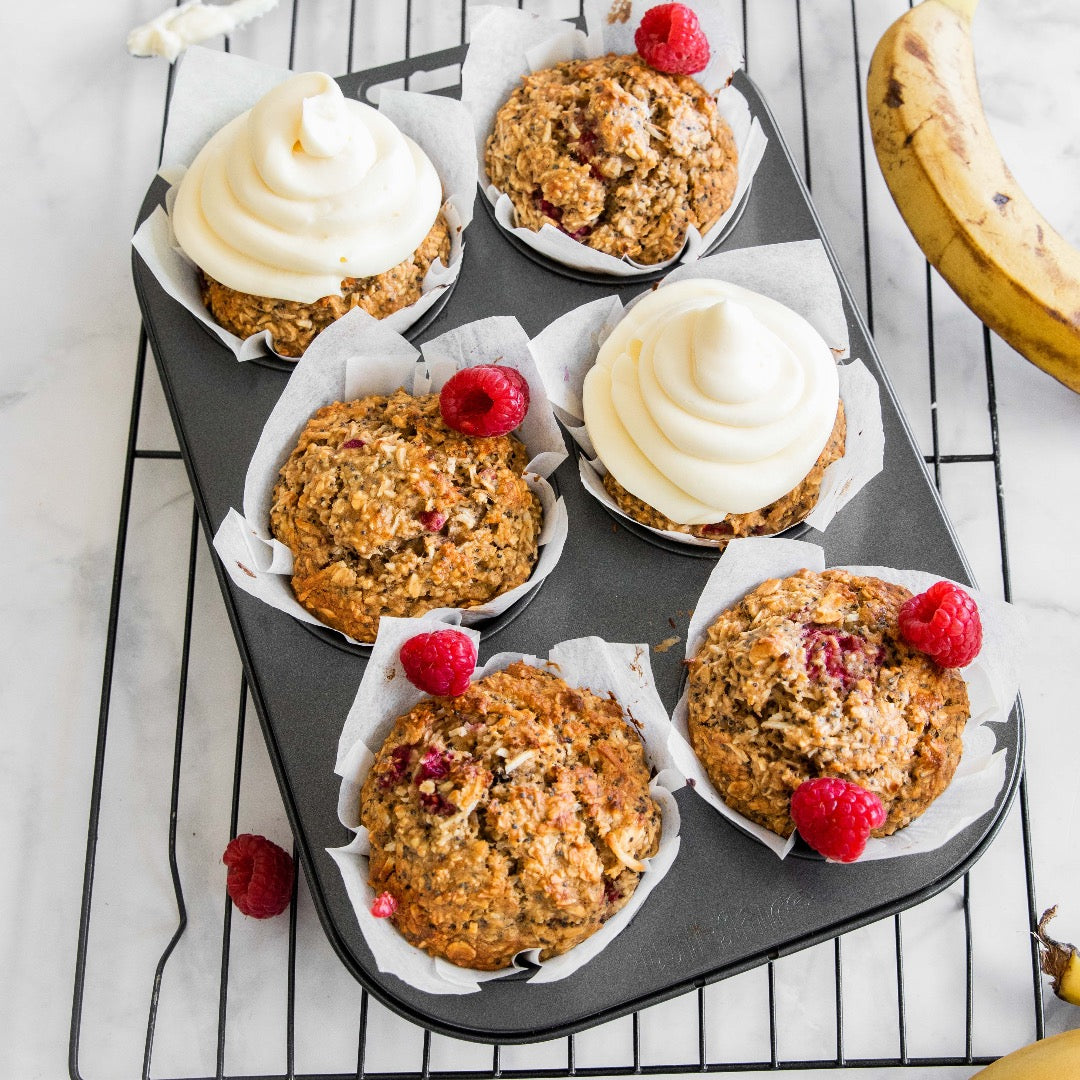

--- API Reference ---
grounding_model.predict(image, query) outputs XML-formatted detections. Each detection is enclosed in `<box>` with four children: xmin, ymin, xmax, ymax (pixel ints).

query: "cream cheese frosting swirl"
<box><xmin>172</xmin><ymin>71</ymin><xmax>443</xmax><ymax>304</ymax></box>
<box><xmin>582</xmin><ymin>280</ymin><xmax>840</xmax><ymax>525</ymax></box>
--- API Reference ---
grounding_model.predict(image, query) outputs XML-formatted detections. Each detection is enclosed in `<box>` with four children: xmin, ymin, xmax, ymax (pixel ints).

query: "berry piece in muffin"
<box><xmin>485</xmin><ymin>53</ymin><xmax>737</xmax><ymax>264</ymax></box>
<box><xmin>269</xmin><ymin>389</ymin><xmax>541</xmax><ymax>643</ymax></box>
<box><xmin>359</xmin><ymin>662</ymin><xmax>662</xmax><ymax>970</ymax></box>
<box><xmin>687</xmin><ymin>569</ymin><xmax>970</xmax><ymax>840</ymax></box>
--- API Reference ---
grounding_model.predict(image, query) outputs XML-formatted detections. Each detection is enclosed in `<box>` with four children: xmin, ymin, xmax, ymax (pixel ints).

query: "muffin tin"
<box><xmin>131</xmin><ymin>59</ymin><xmax>1023</xmax><ymax>1044</ymax></box>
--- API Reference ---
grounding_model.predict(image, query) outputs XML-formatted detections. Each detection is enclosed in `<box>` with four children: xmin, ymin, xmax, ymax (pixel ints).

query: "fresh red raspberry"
<box><xmin>898</xmin><ymin>580</ymin><xmax>983</xmax><ymax>668</ymax></box>
<box><xmin>790</xmin><ymin>778</ymin><xmax>886</xmax><ymax>863</ymax></box>
<box><xmin>439</xmin><ymin>365</ymin><xmax>530</xmax><ymax>438</ymax></box>
<box><xmin>222</xmin><ymin>834</ymin><xmax>294</xmax><ymax>918</ymax></box>
<box><xmin>370</xmin><ymin>891</ymin><xmax>398</xmax><ymax>918</ymax></box>
<box><xmin>635</xmin><ymin>3</ymin><xmax>711</xmax><ymax>75</ymax></box>
<box><xmin>399</xmin><ymin>629</ymin><xmax>477</xmax><ymax>696</ymax></box>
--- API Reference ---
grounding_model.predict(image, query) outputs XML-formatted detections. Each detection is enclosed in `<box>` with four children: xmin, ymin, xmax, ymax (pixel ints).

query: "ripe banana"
<box><xmin>970</xmin><ymin>1028</ymin><xmax>1080</xmax><ymax>1078</ymax></box>
<box><xmin>866</xmin><ymin>0</ymin><xmax>1080</xmax><ymax>393</ymax></box>
<box><xmin>1036</xmin><ymin>905</ymin><xmax>1080</xmax><ymax>1006</ymax></box>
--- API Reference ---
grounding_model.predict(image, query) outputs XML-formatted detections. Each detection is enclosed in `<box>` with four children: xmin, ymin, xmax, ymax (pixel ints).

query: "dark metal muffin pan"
<box><xmin>131</xmin><ymin>58</ymin><xmax>1023</xmax><ymax>1045</ymax></box>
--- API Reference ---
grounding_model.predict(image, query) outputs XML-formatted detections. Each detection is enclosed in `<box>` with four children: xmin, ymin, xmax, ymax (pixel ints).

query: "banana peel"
<box><xmin>971</xmin><ymin>1028</ymin><xmax>1080</xmax><ymax>1078</ymax></box>
<box><xmin>867</xmin><ymin>0</ymin><xmax>1080</xmax><ymax>393</ymax></box>
<box><xmin>1036</xmin><ymin>905</ymin><xmax>1080</xmax><ymax>1006</ymax></box>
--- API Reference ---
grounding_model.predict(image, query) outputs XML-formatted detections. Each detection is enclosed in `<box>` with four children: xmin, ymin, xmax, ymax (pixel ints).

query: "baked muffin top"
<box><xmin>485</xmin><ymin>53</ymin><xmax>738</xmax><ymax>264</ymax></box>
<box><xmin>359</xmin><ymin>661</ymin><xmax>662</xmax><ymax>970</ymax></box>
<box><xmin>687</xmin><ymin>569</ymin><xmax>969</xmax><ymax>838</ymax></box>
<box><xmin>270</xmin><ymin>389</ymin><xmax>541</xmax><ymax>643</ymax></box>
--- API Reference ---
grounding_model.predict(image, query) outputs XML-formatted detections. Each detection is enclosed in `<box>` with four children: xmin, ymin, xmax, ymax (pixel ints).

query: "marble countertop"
<box><xmin>5</xmin><ymin>1</ymin><xmax>1080</xmax><ymax>1077</ymax></box>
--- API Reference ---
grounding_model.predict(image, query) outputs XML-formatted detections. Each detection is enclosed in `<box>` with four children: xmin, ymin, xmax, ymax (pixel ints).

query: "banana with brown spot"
<box><xmin>867</xmin><ymin>0</ymin><xmax>1080</xmax><ymax>393</ymax></box>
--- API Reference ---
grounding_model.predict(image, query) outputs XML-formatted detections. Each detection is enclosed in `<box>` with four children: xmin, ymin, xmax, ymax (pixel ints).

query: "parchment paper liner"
<box><xmin>329</xmin><ymin>613</ymin><xmax>684</xmax><ymax>994</ymax></box>
<box><xmin>131</xmin><ymin>45</ymin><xmax>477</xmax><ymax>361</ymax></box>
<box><xmin>666</xmin><ymin>537</ymin><xmax>1022</xmax><ymax>861</ymax></box>
<box><xmin>461</xmin><ymin>1</ymin><xmax>767</xmax><ymax>277</ymax></box>
<box><xmin>529</xmin><ymin>240</ymin><xmax>885</xmax><ymax>548</ymax></box>
<box><xmin>211</xmin><ymin>310</ymin><xmax>569</xmax><ymax>645</ymax></box>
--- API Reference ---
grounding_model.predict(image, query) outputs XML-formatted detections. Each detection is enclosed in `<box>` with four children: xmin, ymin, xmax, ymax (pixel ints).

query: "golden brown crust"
<box><xmin>359</xmin><ymin>661</ymin><xmax>662</xmax><ymax>970</ymax></box>
<box><xmin>485</xmin><ymin>54</ymin><xmax>737</xmax><ymax>265</ymax></box>
<box><xmin>199</xmin><ymin>214</ymin><xmax>451</xmax><ymax>358</ymax></box>
<box><xmin>269</xmin><ymin>390</ymin><xmax>541</xmax><ymax>643</ymax></box>
<box><xmin>687</xmin><ymin>569</ymin><xmax>968</xmax><ymax>838</ymax></box>
<box><xmin>603</xmin><ymin>402</ymin><xmax>847</xmax><ymax>544</ymax></box>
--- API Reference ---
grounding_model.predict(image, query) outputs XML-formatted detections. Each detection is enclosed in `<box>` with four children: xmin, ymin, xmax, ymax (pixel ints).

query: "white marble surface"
<box><xmin>4</xmin><ymin>1</ymin><xmax>1080</xmax><ymax>1078</ymax></box>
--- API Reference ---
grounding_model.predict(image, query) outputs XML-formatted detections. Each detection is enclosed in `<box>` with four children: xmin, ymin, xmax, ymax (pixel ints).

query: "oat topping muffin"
<box><xmin>485</xmin><ymin>53</ymin><xmax>738</xmax><ymax>264</ymax></box>
<box><xmin>359</xmin><ymin>661</ymin><xmax>662</xmax><ymax>970</ymax></box>
<box><xmin>269</xmin><ymin>389</ymin><xmax>541</xmax><ymax>643</ymax></box>
<box><xmin>199</xmin><ymin>216</ymin><xmax>451</xmax><ymax>358</ymax></box>
<box><xmin>687</xmin><ymin>569</ymin><xmax>969</xmax><ymax>838</ymax></box>
<box><xmin>604</xmin><ymin>402</ymin><xmax>846</xmax><ymax>542</ymax></box>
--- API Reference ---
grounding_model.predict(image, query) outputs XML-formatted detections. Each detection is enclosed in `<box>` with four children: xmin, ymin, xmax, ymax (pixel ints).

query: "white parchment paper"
<box><xmin>130</xmin><ymin>45</ymin><xmax>477</xmax><ymax>361</ymax></box>
<box><xmin>666</xmin><ymin>537</ymin><xmax>1023</xmax><ymax>861</ymax></box>
<box><xmin>529</xmin><ymin>240</ymin><xmax>885</xmax><ymax>548</ymax></box>
<box><xmin>211</xmin><ymin>311</ymin><xmax>569</xmax><ymax>644</ymax></box>
<box><xmin>461</xmin><ymin>2</ymin><xmax>767</xmax><ymax>276</ymax></box>
<box><xmin>328</xmin><ymin>613</ymin><xmax>684</xmax><ymax>994</ymax></box>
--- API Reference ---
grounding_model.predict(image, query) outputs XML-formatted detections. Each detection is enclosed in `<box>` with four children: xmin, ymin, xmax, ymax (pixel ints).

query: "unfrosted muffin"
<box><xmin>485</xmin><ymin>53</ymin><xmax>737</xmax><ymax>264</ymax></box>
<box><xmin>173</xmin><ymin>71</ymin><xmax>449</xmax><ymax>357</ymax></box>
<box><xmin>269</xmin><ymin>390</ymin><xmax>541</xmax><ymax>643</ymax></box>
<box><xmin>687</xmin><ymin>569</ymin><xmax>969</xmax><ymax>838</ymax></box>
<box><xmin>359</xmin><ymin>661</ymin><xmax>662</xmax><ymax>970</ymax></box>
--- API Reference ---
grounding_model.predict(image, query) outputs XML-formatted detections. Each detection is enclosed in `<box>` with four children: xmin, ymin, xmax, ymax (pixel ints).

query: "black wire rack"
<box><xmin>70</xmin><ymin>1</ymin><xmax>1048</xmax><ymax>1076</ymax></box>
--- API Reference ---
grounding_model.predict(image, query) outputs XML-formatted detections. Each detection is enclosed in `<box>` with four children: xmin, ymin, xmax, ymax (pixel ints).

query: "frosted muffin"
<box><xmin>485</xmin><ymin>53</ymin><xmax>737</xmax><ymax>265</ymax></box>
<box><xmin>359</xmin><ymin>661</ymin><xmax>662</xmax><ymax>970</ymax></box>
<box><xmin>582</xmin><ymin>278</ymin><xmax>845</xmax><ymax>543</ymax></box>
<box><xmin>173</xmin><ymin>72</ymin><xmax>449</xmax><ymax>357</ymax></box>
<box><xmin>687</xmin><ymin>569</ymin><xmax>969</xmax><ymax>838</ymax></box>
<box><xmin>269</xmin><ymin>390</ymin><xmax>541</xmax><ymax>642</ymax></box>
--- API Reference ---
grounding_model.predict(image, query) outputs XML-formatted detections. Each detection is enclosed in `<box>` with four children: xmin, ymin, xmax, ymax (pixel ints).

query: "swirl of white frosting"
<box><xmin>172</xmin><ymin>72</ymin><xmax>442</xmax><ymax>304</ymax></box>
<box><xmin>582</xmin><ymin>280</ymin><xmax>840</xmax><ymax>524</ymax></box>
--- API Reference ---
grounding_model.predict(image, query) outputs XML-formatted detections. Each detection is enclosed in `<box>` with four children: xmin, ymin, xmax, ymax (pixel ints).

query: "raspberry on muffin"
<box><xmin>269</xmin><ymin>389</ymin><xmax>542</xmax><ymax>643</ymax></box>
<box><xmin>484</xmin><ymin>52</ymin><xmax>738</xmax><ymax>265</ymax></box>
<box><xmin>686</xmin><ymin>568</ymin><xmax>970</xmax><ymax>840</ymax></box>
<box><xmin>359</xmin><ymin>661</ymin><xmax>662</xmax><ymax>970</ymax></box>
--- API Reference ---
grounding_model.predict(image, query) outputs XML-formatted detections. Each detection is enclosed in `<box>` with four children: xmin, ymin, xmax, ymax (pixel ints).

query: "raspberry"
<box><xmin>790</xmin><ymin>778</ymin><xmax>886</xmax><ymax>863</ymax></box>
<box><xmin>802</xmin><ymin>626</ymin><xmax>885</xmax><ymax>692</ymax></box>
<box><xmin>416</xmin><ymin>510</ymin><xmax>446</xmax><ymax>532</ymax></box>
<box><xmin>635</xmin><ymin>3</ymin><xmax>711</xmax><ymax>75</ymax></box>
<box><xmin>341</xmin><ymin>438</ymin><xmax>365</xmax><ymax>449</ymax></box>
<box><xmin>415</xmin><ymin>747</ymin><xmax>452</xmax><ymax>781</ymax></box>
<box><xmin>439</xmin><ymin>365</ymin><xmax>530</xmax><ymax>438</ymax></box>
<box><xmin>898</xmin><ymin>580</ymin><xmax>982</xmax><ymax>668</ymax></box>
<box><xmin>222</xmin><ymin>834</ymin><xmax>294</xmax><ymax>918</ymax></box>
<box><xmin>377</xmin><ymin>743</ymin><xmax>415</xmax><ymax>789</ymax></box>
<box><xmin>370</xmin><ymin>891</ymin><xmax>398</xmax><ymax>918</ymax></box>
<box><xmin>399</xmin><ymin>629</ymin><xmax>477</xmax><ymax>696</ymax></box>
<box><xmin>418</xmin><ymin>789</ymin><xmax>458</xmax><ymax>816</ymax></box>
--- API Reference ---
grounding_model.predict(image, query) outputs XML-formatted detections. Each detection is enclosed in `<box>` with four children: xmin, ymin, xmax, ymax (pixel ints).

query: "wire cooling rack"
<box><xmin>71</xmin><ymin>1</ymin><xmax>1047</xmax><ymax>1076</ymax></box>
